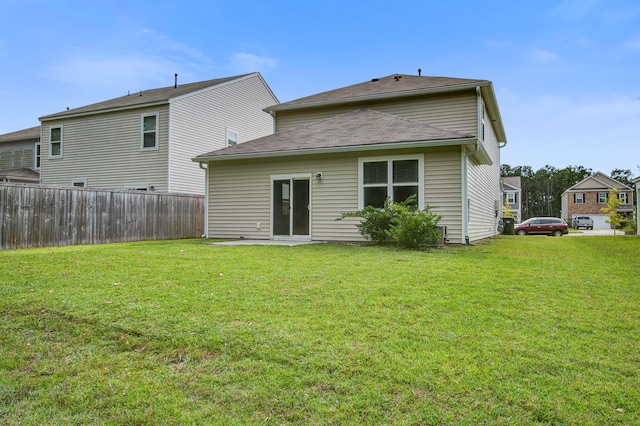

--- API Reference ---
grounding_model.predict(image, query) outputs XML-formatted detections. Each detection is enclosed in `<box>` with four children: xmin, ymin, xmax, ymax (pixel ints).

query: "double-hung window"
<box><xmin>506</xmin><ymin>192</ymin><xmax>517</xmax><ymax>205</ymax></box>
<box><xmin>49</xmin><ymin>126</ymin><xmax>62</xmax><ymax>158</ymax></box>
<box><xmin>359</xmin><ymin>155</ymin><xmax>424</xmax><ymax>209</ymax></box>
<box><xmin>35</xmin><ymin>143</ymin><xmax>41</xmax><ymax>169</ymax></box>
<box><xmin>597</xmin><ymin>192</ymin><xmax>607</xmax><ymax>203</ymax></box>
<box><xmin>619</xmin><ymin>192</ymin><xmax>628</xmax><ymax>204</ymax></box>
<box><xmin>574</xmin><ymin>193</ymin><xmax>585</xmax><ymax>204</ymax></box>
<box><xmin>141</xmin><ymin>113</ymin><xmax>158</xmax><ymax>150</ymax></box>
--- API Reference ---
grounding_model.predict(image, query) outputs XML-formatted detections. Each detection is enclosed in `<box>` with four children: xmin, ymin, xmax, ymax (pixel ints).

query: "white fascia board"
<box><xmin>192</xmin><ymin>137</ymin><xmax>477</xmax><ymax>163</ymax></box>
<box><xmin>479</xmin><ymin>84</ymin><xmax>507</xmax><ymax>144</ymax></box>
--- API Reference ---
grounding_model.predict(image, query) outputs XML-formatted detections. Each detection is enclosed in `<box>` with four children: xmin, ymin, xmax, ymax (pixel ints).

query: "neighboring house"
<box><xmin>194</xmin><ymin>73</ymin><xmax>508</xmax><ymax>244</ymax></box>
<box><xmin>38</xmin><ymin>73</ymin><xmax>278</xmax><ymax>194</ymax></box>
<box><xmin>0</xmin><ymin>126</ymin><xmax>41</xmax><ymax>183</ymax></box>
<box><xmin>560</xmin><ymin>171</ymin><xmax>635</xmax><ymax>229</ymax></box>
<box><xmin>501</xmin><ymin>176</ymin><xmax>522</xmax><ymax>223</ymax></box>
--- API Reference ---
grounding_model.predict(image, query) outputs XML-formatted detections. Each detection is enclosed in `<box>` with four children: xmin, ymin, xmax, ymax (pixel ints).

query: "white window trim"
<box><xmin>141</xmin><ymin>112</ymin><xmax>159</xmax><ymax>151</ymax></box>
<box><xmin>575</xmin><ymin>193</ymin><xmax>584</xmax><ymax>204</ymax></box>
<box><xmin>226</xmin><ymin>128</ymin><xmax>238</xmax><ymax>147</ymax></box>
<box><xmin>34</xmin><ymin>143</ymin><xmax>41</xmax><ymax>170</ymax></box>
<box><xmin>49</xmin><ymin>125</ymin><xmax>63</xmax><ymax>158</ymax></box>
<box><xmin>358</xmin><ymin>154</ymin><xmax>425</xmax><ymax>210</ymax></box>
<box><xmin>481</xmin><ymin>99</ymin><xmax>486</xmax><ymax>143</ymax></box>
<box><xmin>598</xmin><ymin>192</ymin><xmax>607</xmax><ymax>203</ymax></box>
<box><xmin>619</xmin><ymin>192</ymin><xmax>628</xmax><ymax>204</ymax></box>
<box><xmin>71</xmin><ymin>179</ymin><xmax>87</xmax><ymax>188</ymax></box>
<box><xmin>506</xmin><ymin>192</ymin><xmax>516</xmax><ymax>205</ymax></box>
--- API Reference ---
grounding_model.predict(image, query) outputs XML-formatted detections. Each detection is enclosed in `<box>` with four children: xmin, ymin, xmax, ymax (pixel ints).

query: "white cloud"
<box><xmin>623</xmin><ymin>35</ymin><xmax>640</xmax><ymax>50</ymax></box>
<box><xmin>228</xmin><ymin>52</ymin><xmax>278</xmax><ymax>73</ymax></box>
<box><xmin>531</xmin><ymin>48</ymin><xmax>560</xmax><ymax>63</ymax></box>
<box><xmin>135</xmin><ymin>28</ymin><xmax>213</xmax><ymax>66</ymax></box>
<box><xmin>46</xmin><ymin>53</ymin><xmax>180</xmax><ymax>89</ymax></box>
<box><xmin>551</xmin><ymin>0</ymin><xmax>600</xmax><ymax>20</ymax></box>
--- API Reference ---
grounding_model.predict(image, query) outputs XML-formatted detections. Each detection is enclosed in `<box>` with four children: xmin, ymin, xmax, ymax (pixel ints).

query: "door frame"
<box><xmin>270</xmin><ymin>173</ymin><xmax>312</xmax><ymax>241</ymax></box>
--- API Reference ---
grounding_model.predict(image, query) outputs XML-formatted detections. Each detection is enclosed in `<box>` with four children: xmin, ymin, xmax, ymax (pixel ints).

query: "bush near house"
<box><xmin>338</xmin><ymin>196</ymin><xmax>442</xmax><ymax>249</ymax></box>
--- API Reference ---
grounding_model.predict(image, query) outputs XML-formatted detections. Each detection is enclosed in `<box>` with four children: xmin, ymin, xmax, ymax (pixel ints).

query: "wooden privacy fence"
<box><xmin>0</xmin><ymin>183</ymin><xmax>204</xmax><ymax>250</ymax></box>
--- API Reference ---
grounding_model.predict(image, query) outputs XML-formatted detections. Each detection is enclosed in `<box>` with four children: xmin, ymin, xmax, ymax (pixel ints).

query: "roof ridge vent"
<box><xmin>394</xmin><ymin>74</ymin><xmax>402</xmax><ymax>81</ymax></box>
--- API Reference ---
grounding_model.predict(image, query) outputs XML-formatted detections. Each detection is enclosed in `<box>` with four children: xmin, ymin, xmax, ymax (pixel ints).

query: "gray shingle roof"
<box><xmin>266</xmin><ymin>74</ymin><xmax>489</xmax><ymax>111</ymax></box>
<box><xmin>39</xmin><ymin>74</ymin><xmax>253</xmax><ymax>120</ymax></box>
<box><xmin>194</xmin><ymin>108</ymin><xmax>474</xmax><ymax>161</ymax></box>
<box><xmin>0</xmin><ymin>126</ymin><xmax>40</xmax><ymax>142</ymax></box>
<box><xmin>0</xmin><ymin>168</ymin><xmax>40</xmax><ymax>181</ymax></box>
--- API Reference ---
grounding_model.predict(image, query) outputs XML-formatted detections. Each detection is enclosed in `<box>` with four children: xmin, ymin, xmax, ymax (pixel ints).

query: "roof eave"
<box><xmin>39</xmin><ymin>101</ymin><xmax>169</xmax><ymax>122</ymax></box>
<box><xmin>479</xmin><ymin>84</ymin><xmax>507</xmax><ymax>144</ymax></box>
<box><xmin>264</xmin><ymin>82</ymin><xmax>490</xmax><ymax>113</ymax></box>
<box><xmin>193</xmin><ymin>137</ymin><xmax>477</xmax><ymax>163</ymax></box>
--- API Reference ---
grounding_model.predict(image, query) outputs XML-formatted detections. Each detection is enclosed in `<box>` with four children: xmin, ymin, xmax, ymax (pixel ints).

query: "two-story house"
<box><xmin>193</xmin><ymin>73</ymin><xmax>508</xmax><ymax>244</ymax></box>
<box><xmin>560</xmin><ymin>171</ymin><xmax>635</xmax><ymax>229</ymax></box>
<box><xmin>501</xmin><ymin>176</ymin><xmax>522</xmax><ymax>223</ymax></box>
<box><xmin>38</xmin><ymin>73</ymin><xmax>278</xmax><ymax>195</ymax></box>
<box><xmin>0</xmin><ymin>126</ymin><xmax>41</xmax><ymax>183</ymax></box>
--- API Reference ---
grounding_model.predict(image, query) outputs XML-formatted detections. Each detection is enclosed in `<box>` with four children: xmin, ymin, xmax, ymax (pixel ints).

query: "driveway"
<box><xmin>566</xmin><ymin>229</ymin><xmax>619</xmax><ymax>237</ymax></box>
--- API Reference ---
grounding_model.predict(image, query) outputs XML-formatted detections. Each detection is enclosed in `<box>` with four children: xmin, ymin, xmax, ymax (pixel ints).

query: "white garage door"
<box><xmin>590</xmin><ymin>214</ymin><xmax>611</xmax><ymax>229</ymax></box>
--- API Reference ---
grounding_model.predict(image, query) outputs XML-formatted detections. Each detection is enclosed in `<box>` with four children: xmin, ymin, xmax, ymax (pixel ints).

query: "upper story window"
<box><xmin>141</xmin><ymin>113</ymin><xmax>158</xmax><ymax>150</ymax></box>
<box><xmin>619</xmin><ymin>192</ymin><xmax>629</xmax><ymax>204</ymax></box>
<box><xmin>574</xmin><ymin>193</ymin><xmax>585</xmax><ymax>204</ymax></box>
<box><xmin>598</xmin><ymin>192</ymin><xmax>608</xmax><ymax>203</ymax></box>
<box><xmin>34</xmin><ymin>143</ymin><xmax>41</xmax><ymax>169</ymax></box>
<box><xmin>49</xmin><ymin>126</ymin><xmax>62</xmax><ymax>158</ymax></box>
<box><xmin>359</xmin><ymin>155</ymin><xmax>424</xmax><ymax>209</ymax></box>
<box><xmin>226</xmin><ymin>129</ymin><xmax>238</xmax><ymax>147</ymax></box>
<box><xmin>506</xmin><ymin>192</ymin><xmax>517</xmax><ymax>205</ymax></box>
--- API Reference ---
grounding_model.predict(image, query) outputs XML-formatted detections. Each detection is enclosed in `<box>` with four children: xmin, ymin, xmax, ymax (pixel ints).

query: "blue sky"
<box><xmin>1</xmin><ymin>0</ymin><xmax>639</xmax><ymax>176</ymax></box>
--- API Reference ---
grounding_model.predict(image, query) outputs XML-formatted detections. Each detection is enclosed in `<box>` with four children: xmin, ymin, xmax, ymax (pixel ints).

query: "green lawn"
<box><xmin>1</xmin><ymin>236</ymin><xmax>639</xmax><ymax>425</ymax></box>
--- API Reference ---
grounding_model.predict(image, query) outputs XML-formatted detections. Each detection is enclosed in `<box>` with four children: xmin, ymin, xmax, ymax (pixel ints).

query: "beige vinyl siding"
<box><xmin>424</xmin><ymin>146</ymin><xmax>463</xmax><ymax>244</ymax></box>
<box><xmin>169</xmin><ymin>74</ymin><xmax>277</xmax><ymax>195</ymax></box>
<box><xmin>275</xmin><ymin>90</ymin><xmax>478</xmax><ymax>136</ymax></box>
<box><xmin>207</xmin><ymin>154</ymin><xmax>360</xmax><ymax>241</ymax></box>
<box><xmin>207</xmin><ymin>147</ymin><xmax>463</xmax><ymax>242</ymax></box>
<box><xmin>466</xmin><ymin>100</ymin><xmax>502</xmax><ymax>242</ymax></box>
<box><xmin>0</xmin><ymin>140</ymin><xmax>36</xmax><ymax>170</ymax></box>
<box><xmin>40</xmin><ymin>106</ymin><xmax>169</xmax><ymax>190</ymax></box>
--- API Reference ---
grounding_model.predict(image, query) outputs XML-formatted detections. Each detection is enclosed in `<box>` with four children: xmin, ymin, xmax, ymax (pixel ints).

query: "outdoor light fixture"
<box><xmin>316</xmin><ymin>172</ymin><xmax>323</xmax><ymax>180</ymax></box>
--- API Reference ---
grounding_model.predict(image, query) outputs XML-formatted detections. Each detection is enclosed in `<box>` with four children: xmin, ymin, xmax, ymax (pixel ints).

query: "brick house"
<box><xmin>560</xmin><ymin>171</ymin><xmax>634</xmax><ymax>229</ymax></box>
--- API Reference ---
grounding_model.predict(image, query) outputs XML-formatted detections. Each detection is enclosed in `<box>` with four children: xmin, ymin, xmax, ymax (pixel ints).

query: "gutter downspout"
<box><xmin>199</xmin><ymin>161</ymin><xmax>209</xmax><ymax>238</ymax></box>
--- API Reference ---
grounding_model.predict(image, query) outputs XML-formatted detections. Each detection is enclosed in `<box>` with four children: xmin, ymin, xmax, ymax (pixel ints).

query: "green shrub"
<box><xmin>337</xmin><ymin>198</ymin><xmax>395</xmax><ymax>243</ymax></box>
<box><xmin>338</xmin><ymin>197</ymin><xmax>442</xmax><ymax>249</ymax></box>
<box><xmin>388</xmin><ymin>202</ymin><xmax>442</xmax><ymax>249</ymax></box>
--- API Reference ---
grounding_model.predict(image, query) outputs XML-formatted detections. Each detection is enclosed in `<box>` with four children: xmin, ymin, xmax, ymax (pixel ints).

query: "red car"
<box><xmin>514</xmin><ymin>217</ymin><xmax>568</xmax><ymax>236</ymax></box>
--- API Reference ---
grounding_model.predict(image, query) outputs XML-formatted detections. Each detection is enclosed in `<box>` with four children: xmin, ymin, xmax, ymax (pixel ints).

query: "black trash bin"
<box><xmin>502</xmin><ymin>217</ymin><xmax>515</xmax><ymax>235</ymax></box>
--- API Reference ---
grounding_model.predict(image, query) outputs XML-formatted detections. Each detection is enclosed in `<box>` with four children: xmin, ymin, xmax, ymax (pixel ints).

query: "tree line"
<box><xmin>500</xmin><ymin>165</ymin><xmax>635</xmax><ymax>220</ymax></box>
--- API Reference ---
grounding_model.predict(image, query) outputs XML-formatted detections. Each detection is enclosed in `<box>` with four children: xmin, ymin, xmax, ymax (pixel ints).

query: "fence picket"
<box><xmin>0</xmin><ymin>183</ymin><xmax>204</xmax><ymax>250</ymax></box>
